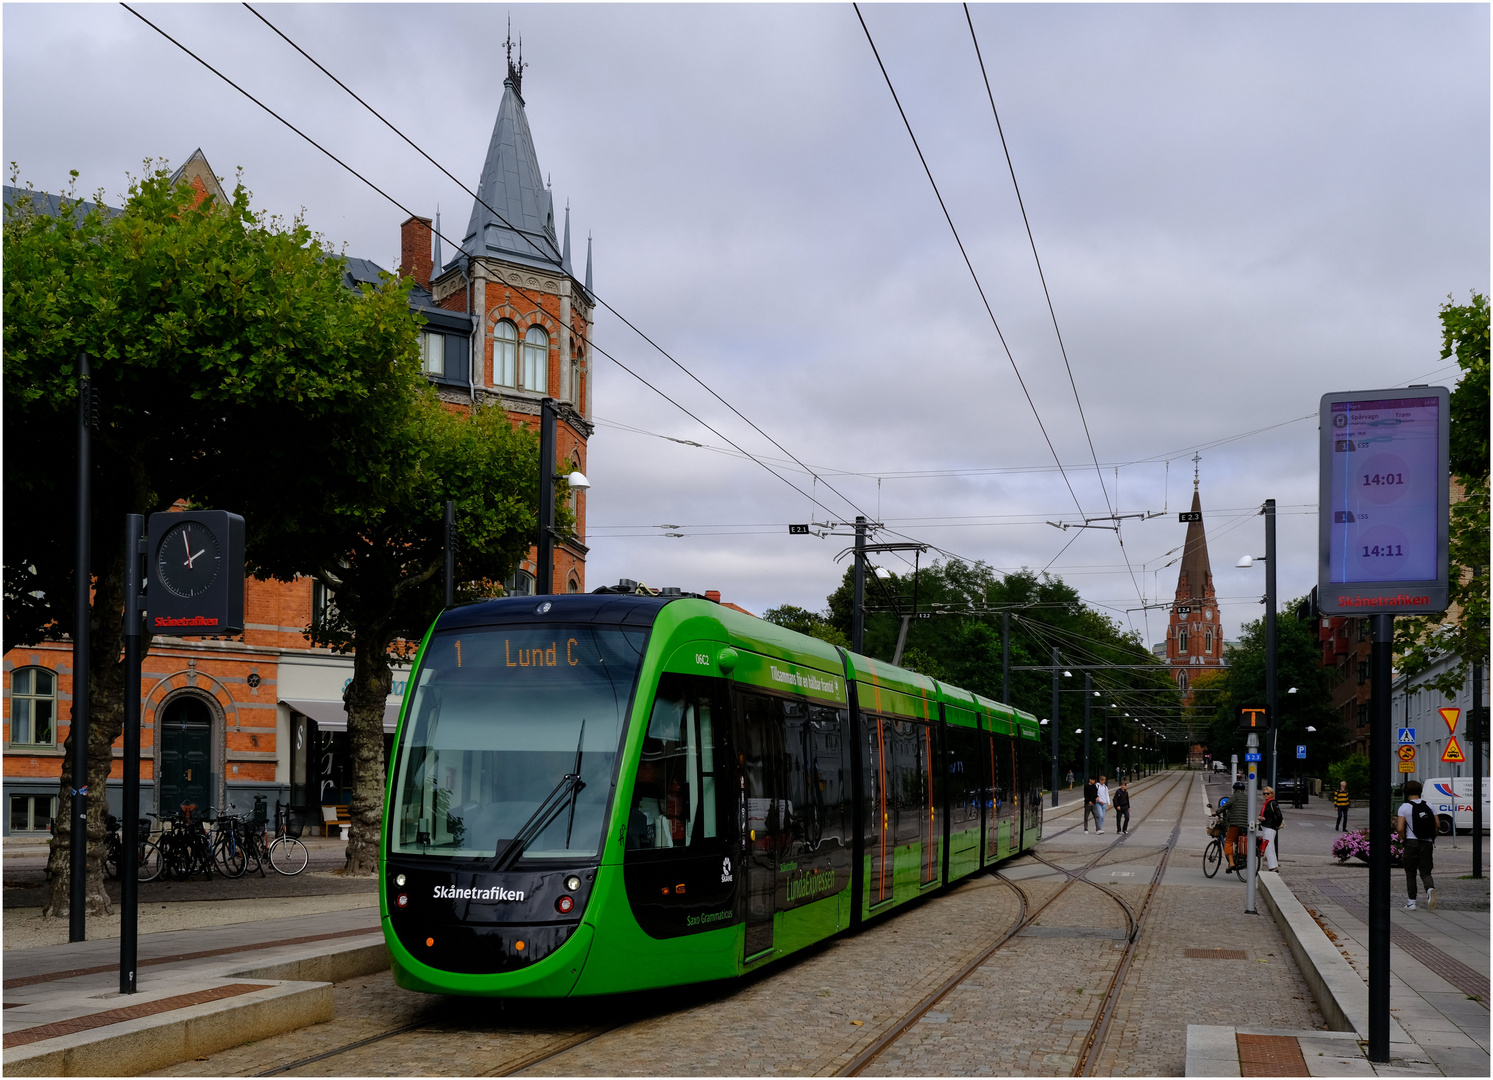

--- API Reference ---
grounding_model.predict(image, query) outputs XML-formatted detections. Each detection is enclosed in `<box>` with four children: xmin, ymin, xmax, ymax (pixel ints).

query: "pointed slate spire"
<box><xmin>432</xmin><ymin>206</ymin><xmax>443</xmax><ymax>275</ymax></box>
<box><xmin>562</xmin><ymin>203</ymin><xmax>572</xmax><ymax>275</ymax></box>
<box><xmin>584</xmin><ymin>233</ymin><xmax>593</xmax><ymax>298</ymax></box>
<box><xmin>1177</xmin><ymin>487</ymin><xmax>1214</xmax><ymax>602</ymax></box>
<box><xmin>455</xmin><ymin>30</ymin><xmax>562</xmax><ymax>275</ymax></box>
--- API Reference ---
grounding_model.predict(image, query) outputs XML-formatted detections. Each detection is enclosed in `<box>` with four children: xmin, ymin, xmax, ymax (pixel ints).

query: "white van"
<box><xmin>1420</xmin><ymin>777</ymin><xmax>1492</xmax><ymax>834</ymax></box>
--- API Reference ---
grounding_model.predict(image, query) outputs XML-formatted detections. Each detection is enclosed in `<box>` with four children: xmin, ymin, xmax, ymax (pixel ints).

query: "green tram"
<box><xmin>381</xmin><ymin>592</ymin><xmax>1044</xmax><ymax>997</ymax></box>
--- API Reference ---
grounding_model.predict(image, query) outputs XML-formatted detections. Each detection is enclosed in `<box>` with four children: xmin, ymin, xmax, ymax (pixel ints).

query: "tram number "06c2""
<box><xmin>696</xmin><ymin>653</ymin><xmax>711</xmax><ymax>666</ymax></box>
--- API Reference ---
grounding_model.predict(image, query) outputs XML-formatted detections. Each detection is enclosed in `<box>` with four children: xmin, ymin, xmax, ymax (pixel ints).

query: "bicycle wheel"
<box><xmin>215</xmin><ymin>831</ymin><xmax>247</xmax><ymax>878</ymax></box>
<box><xmin>1203</xmin><ymin>838</ymin><xmax>1222</xmax><ymax>878</ymax></box>
<box><xmin>269</xmin><ymin>836</ymin><xmax>309</xmax><ymax>876</ymax></box>
<box><xmin>137</xmin><ymin>839</ymin><xmax>162</xmax><ymax>883</ymax></box>
<box><xmin>105</xmin><ymin>841</ymin><xmax>121</xmax><ymax>881</ymax></box>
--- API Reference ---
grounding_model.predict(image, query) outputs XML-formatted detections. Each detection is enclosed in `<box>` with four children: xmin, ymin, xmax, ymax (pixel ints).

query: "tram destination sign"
<box><xmin>1317</xmin><ymin>387</ymin><xmax>1450</xmax><ymax>616</ymax></box>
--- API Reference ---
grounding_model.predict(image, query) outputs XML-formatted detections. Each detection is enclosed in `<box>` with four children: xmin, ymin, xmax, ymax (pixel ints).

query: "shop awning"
<box><xmin>281</xmin><ymin>698</ymin><xmax>401</xmax><ymax>734</ymax></box>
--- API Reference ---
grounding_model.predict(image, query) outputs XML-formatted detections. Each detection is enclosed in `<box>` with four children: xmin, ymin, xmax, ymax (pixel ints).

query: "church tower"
<box><xmin>424</xmin><ymin>30</ymin><xmax>594</xmax><ymax>594</ymax></box>
<box><xmin>1167</xmin><ymin>459</ymin><xmax>1225</xmax><ymax>695</ymax></box>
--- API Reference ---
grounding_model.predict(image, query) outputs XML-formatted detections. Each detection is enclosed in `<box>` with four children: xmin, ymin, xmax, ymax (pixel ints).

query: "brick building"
<box><xmin>2</xmin><ymin>50</ymin><xmax>594</xmax><ymax>835</ymax></box>
<box><xmin>1165</xmin><ymin>479</ymin><xmax>1226</xmax><ymax>698</ymax></box>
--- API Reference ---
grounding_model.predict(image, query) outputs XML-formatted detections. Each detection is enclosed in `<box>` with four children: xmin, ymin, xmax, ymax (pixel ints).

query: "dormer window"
<box><xmin>419</xmin><ymin>330</ymin><xmax>445</xmax><ymax>376</ymax></box>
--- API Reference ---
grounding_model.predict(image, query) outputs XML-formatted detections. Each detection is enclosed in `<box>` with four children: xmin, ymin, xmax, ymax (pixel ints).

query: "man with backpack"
<box><xmin>1396</xmin><ymin>780</ymin><xmax>1438</xmax><ymax>910</ymax></box>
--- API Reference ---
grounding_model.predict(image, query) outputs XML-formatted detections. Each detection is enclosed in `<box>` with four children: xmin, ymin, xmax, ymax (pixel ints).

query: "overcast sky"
<box><xmin>6</xmin><ymin>3</ymin><xmax>1487</xmax><ymax>649</ymax></box>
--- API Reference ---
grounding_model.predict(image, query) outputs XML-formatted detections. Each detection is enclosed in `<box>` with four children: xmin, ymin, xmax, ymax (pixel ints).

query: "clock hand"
<box><xmin>186</xmin><ymin>549</ymin><xmax>206</xmax><ymax>565</ymax></box>
<box><xmin>182</xmin><ymin>528</ymin><xmax>195</xmax><ymax>569</ymax></box>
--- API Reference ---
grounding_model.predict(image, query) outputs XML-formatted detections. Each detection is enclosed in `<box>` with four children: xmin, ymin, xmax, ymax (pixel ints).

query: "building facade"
<box><xmin>2</xmin><ymin>49</ymin><xmax>595</xmax><ymax>835</ymax></box>
<box><xmin>1392</xmin><ymin>654</ymin><xmax>1488</xmax><ymax>786</ymax></box>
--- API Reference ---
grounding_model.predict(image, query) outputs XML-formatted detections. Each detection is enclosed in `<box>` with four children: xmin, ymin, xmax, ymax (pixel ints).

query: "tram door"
<box><xmin>738</xmin><ymin>693</ymin><xmax>784</xmax><ymax>960</ymax></box>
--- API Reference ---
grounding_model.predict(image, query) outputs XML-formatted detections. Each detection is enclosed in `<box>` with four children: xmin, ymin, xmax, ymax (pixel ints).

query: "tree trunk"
<box><xmin>43</xmin><ymin>552</ymin><xmax>126</xmax><ymax>919</ymax></box>
<box><xmin>342</xmin><ymin>634</ymin><xmax>392</xmax><ymax>876</ymax></box>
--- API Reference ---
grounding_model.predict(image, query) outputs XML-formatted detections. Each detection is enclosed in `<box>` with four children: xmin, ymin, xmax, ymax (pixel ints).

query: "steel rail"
<box><xmin>1073</xmin><ymin>771</ymin><xmax>1194</xmax><ymax>1076</ymax></box>
<box><xmin>838</xmin><ymin>771</ymin><xmax>1188</xmax><ymax>1077</ymax></box>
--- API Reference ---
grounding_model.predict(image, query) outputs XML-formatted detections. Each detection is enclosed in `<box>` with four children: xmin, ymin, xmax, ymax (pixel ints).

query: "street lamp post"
<box><xmin>535</xmin><ymin>397</ymin><xmax>590</xmax><ymax>595</ymax></box>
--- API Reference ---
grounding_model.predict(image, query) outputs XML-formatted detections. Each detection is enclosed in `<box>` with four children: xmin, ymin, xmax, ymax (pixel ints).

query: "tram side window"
<box><xmin>783</xmin><ymin>702</ymin><xmax>849</xmax><ymax>852</ymax></box>
<box><xmin>628</xmin><ymin>676</ymin><xmax>725</xmax><ymax>852</ymax></box>
<box><xmin>946</xmin><ymin>725</ymin><xmax>979</xmax><ymax>828</ymax></box>
<box><xmin>891</xmin><ymin>720</ymin><xmax>926</xmax><ymax>845</ymax></box>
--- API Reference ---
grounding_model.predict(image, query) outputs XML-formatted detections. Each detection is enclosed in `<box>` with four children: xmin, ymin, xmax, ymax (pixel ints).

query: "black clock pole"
<box><xmin>120</xmin><ymin>514</ymin><xmax>146</xmax><ymax>993</ymax></box>
<box><xmin>69</xmin><ymin>352</ymin><xmax>93</xmax><ymax>942</ymax></box>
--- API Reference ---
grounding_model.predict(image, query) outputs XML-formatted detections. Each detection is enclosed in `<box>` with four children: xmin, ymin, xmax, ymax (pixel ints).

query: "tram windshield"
<box><xmin>390</xmin><ymin>624</ymin><xmax>647</xmax><ymax>860</ymax></box>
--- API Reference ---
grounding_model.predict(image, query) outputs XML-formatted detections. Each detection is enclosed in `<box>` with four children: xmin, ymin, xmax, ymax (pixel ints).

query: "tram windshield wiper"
<box><xmin>492</xmin><ymin>770</ymin><xmax>586</xmax><ymax>871</ymax></box>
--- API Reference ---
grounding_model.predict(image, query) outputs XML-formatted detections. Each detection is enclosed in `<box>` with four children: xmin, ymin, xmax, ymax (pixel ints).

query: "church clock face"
<box><xmin>156</xmin><ymin>520</ymin><xmax>222</xmax><ymax>599</ymax></box>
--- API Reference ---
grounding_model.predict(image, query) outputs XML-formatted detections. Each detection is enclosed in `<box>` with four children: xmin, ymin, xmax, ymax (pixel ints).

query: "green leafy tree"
<box><xmin>229</xmin><ymin>391</ymin><xmax>544</xmax><ymax>874</ymax></box>
<box><xmin>761</xmin><ymin>604</ymin><xmax>849</xmax><ymax>648</ymax></box>
<box><xmin>1394</xmin><ymin>291</ymin><xmax>1490</xmax><ymax>697</ymax></box>
<box><xmin>816</xmin><ymin>560</ymin><xmax>1179</xmax><ymax>780</ymax></box>
<box><xmin>1204</xmin><ymin>601</ymin><xmax>1346</xmax><ymax>778</ymax></box>
<box><xmin>1328</xmin><ymin>753</ymin><xmax>1371</xmax><ymax>800</ymax></box>
<box><xmin>3</xmin><ymin>166</ymin><xmax>420</xmax><ymax>914</ymax></box>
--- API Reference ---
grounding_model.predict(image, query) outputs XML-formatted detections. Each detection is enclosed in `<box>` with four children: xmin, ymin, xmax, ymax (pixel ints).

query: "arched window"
<box><xmin>522</xmin><ymin>326</ymin><xmax>548</xmax><ymax>393</ymax></box>
<box><xmin>1178</xmin><ymin>671</ymin><xmax>1189</xmax><ymax>693</ymax></box>
<box><xmin>505</xmin><ymin>567</ymin><xmax>535</xmax><ymax>596</ymax></box>
<box><xmin>1204</xmin><ymin>628</ymin><xmax>1214</xmax><ymax>654</ymax></box>
<box><xmin>8</xmin><ymin>667</ymin><xmax>55</xmax><ymax>746</ymax></box>
<box><xmin>570</xmin><ymin>340</ymin><xmax>583</xmax><ymax>405</ymax></box>
<box><xmin>493</xmin><ymin>320</ymin><xmax>517</xmax><ymax>388</ymax></box>
<box><xmin>1178</xmin><ymin>627</ymin><xmax>1189</xmax><ymax>653</ymax></box>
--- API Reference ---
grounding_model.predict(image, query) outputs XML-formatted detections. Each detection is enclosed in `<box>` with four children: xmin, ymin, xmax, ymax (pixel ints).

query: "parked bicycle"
<box><xmin>268</xmin><ymin>801</ymin><xmax>309</xmax><ymax>876</ymax></box>
<box><xmin>104</xmin><ymin>813</ymin><xmax>162</xmax><ymax>883</ymax></box>
<box><xmin>152</xmin><ymin>804</ymin><xmax>215</xmax><ymax>880</ymax></box>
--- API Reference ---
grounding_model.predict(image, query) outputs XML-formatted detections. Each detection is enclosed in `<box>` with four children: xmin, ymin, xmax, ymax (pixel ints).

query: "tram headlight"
<box><xmin>396</xmin><ymin>893</ymin><xmax>409</xmax><ymax>908</ymax></box>
<box><xmin>564</xmin><ymin>875</ymin><xmax>581</xmax><ymax>892</ymax></box>
<box><xmin>556</xmin><ymin>895</ymin><xmax>575</xmax><ymax>914</ymax></box>
<box><xmin>395</xmin><ymin>874</ymin><xmax>406</xmax><ymax>887</ymax></box>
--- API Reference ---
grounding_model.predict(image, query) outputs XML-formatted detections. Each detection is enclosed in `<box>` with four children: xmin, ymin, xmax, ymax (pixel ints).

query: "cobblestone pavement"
<box><xmin>164</xmin><ymin>772</ymin><xmax>1327</xmax><ymax>1076</ymax></box>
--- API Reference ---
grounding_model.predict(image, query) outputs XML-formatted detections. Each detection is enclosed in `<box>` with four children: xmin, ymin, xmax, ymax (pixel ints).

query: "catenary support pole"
<box><xmin>1084</xmin><ymin>674</ymin><xmax>1092</xmax><ymax>783</ymax></box>
<box><xmin>120</xmin><ymin>515</ymin><xmax>145</xmax><ymax>993</ymax></box>
<box><xmin>1368</xmin><ymin>613</ymin><xmax>1393</xmax><ymax>1061</ymax></box>
<box><xmin>536</xmin><ymin>398</ymin><xmax>557</xmax><ymax>594</ymax></box>
<box><xmin>1002</xmin><ymin>611</ymin><xmax>1010</xmax><ymax>704</ymax></box>
<box><xmin>1264</xmin><ymin>498</ymin><xmax>1278</xmax><ymax>790</ymax></box>
<box><xmin>70</xmin><ymin>352</ymin><xmax>93</xmax><ymax>943</ymax></box>
<box><xmin>1474</xmin><ymin>656</ymin><xmax>1483</xmax><ymax>879</ymax></box>
<box><xmin>1050</xmin><ymin>647</ymin><xmax>1060</xmax><ymax>808</ymax></box>
<box><xmin>852</xmin><ymin>517</ymin><xmax>866</xmax><ymax>654</ymax></box>
<box><xmin>443</xmin><ymin>500</ymin><xmax>455</xmax><ymax>608</ymax></box>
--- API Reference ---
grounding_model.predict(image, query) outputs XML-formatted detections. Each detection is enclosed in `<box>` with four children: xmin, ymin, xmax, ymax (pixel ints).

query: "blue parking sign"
<box><xmin>1296</xmin><ymin>745</ymin><xmax>1306</xmax><ymax>759</ymax></box>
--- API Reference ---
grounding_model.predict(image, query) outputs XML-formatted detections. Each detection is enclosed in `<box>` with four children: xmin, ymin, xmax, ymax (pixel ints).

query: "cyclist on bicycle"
<box><xmin>1222</xmin><ymin>780</ymin><xmax>1250</xmax><ymax>874</ymax></box>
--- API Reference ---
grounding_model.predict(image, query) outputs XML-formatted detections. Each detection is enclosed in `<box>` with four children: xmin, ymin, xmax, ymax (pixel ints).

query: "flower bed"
<box><xmin>1332</xmin><ymin>828</ymin><xmax>1404</xmax><ymax>866</ymax></box>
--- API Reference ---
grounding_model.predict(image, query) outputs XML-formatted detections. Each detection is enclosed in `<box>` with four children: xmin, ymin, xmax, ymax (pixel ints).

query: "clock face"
<box><xmin>156</xmin><ymin>521</ymin><xmax>221</xmax><ymax>599</ymax></box>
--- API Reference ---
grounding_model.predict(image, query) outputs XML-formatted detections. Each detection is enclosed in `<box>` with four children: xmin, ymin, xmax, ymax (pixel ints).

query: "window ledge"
<box><xmin>4</xmin><ymin>744</ymin><xmax>64</xmax><ymax>755</ymax></box>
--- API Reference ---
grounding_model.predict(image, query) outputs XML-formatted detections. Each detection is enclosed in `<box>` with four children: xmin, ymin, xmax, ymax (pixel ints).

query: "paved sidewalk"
<box><xmin>2</xmin><ymin>903</ymin><xmax>386</xmax><ymax>1076</ymax></box>
<box><xmin>1189</xmin><ymin>777</ymin><xmax>1490</xmax><ymax>1077</ymax></box>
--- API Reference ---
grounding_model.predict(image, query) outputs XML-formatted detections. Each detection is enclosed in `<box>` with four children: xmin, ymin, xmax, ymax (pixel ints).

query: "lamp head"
<box><xmin>1235</xmin><ymin>555</ymin><xmax>1254</xmax><ymax>569</ymax></box>
<box><xmin>565</xmin><ymin>471</ymin><xmax>591</xmax><ymax>490</ymax></box>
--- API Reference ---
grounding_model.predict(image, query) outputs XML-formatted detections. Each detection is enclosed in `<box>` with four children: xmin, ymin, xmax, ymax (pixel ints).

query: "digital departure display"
<box><xmin>1318</xmin><ymin>388</ymin><xmax>1449</xmax><ymax>615</ymax></box>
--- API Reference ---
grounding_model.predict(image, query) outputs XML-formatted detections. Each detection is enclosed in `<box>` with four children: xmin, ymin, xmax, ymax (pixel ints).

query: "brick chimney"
<box><xmin>705</xmin><ymin>590</ymin><xmax>721</xmax><ymax>603</ymax></box>
<box><xmin>400</xmin><ymin>216</ymin><xmax>434</xmax><ymax>289</ymax></box>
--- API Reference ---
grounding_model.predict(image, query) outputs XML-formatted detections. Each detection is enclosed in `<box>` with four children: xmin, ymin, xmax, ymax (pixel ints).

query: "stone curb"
<box><xmin>1255</xmin><ymin>869</ymin><xmax>1412</xmax><ymax>1047</ymax></box>
<box><xmin>1</xmin><ymin>933</ymin><xmax>390</xmax><ymax>1076</ymax></box>
<box><xmin>2</xmin><ymin>980</ymin><xmax>332</xmax><ymax>1077</ymax></box>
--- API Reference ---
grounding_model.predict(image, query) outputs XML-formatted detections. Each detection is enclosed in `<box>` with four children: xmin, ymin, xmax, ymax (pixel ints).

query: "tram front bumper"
<box><xmin>387</xmin><ymin>918</ymin><xmax>595</xmax><ymax>997</ymax></box>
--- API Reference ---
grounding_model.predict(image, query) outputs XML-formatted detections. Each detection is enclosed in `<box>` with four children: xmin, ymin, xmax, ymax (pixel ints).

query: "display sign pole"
<box><xmin>1319</xmin><ymin>386</ymin><xmax>1450</xmax><ymax>1063</ymax></box>
<box><xmin>69</xmin><ymin>353</ymin><xmax>93</xmax><ymax>943</ymax></box>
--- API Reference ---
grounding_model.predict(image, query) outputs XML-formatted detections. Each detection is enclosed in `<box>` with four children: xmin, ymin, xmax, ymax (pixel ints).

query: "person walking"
<box><xmin>1222</xmin><ymin>781</ymin><xmax>1251</xmax><ymax>873</ymax></box>
<box><xmin>1112</xmin><ymin>782</ymin><xmax>1131</xmax><ymax>834</ymax></box>
<box><xmin>1094</xmin><ymin>775</ymin><xmax>1111</xmax><ymax>833</ymax></box>
<box><xmin>1397</xmin><ymin>780</ymin><xmax>1438</xmax><ymax>910</ymax></box>
<box><xmin>1067</xmin><ymin>769</ymin><xmax>1075</xmax><ymax>791</ymax></box>
<box><xmin>1258</xmin><ymin>786</ymin><xmax>1282</xmax><ymax>871</ymax></box>
<box><xmin>1083</xmin><ymin>775</ymin><xmax>1099</xmax><ymax>832</ymax></box>
<box><xmin>1332</xmin><ymin>782</ymin><xmax>1351</xmax><ymax>831</ymax></box>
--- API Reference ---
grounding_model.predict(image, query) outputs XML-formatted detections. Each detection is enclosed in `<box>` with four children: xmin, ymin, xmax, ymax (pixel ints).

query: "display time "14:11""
<box><xmin>1361</xmin><ymin>544</ymin><xmax>1405</xmax><ymax>557</ymax></box>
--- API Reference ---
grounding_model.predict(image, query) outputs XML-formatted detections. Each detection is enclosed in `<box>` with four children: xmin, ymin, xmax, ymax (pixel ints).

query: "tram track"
<box><xmin>836</xmin><ymin>770</ymin><xmax>1190</xmax><ymax>1077</ymax></box>
<box><xmin>249</xmin><ymin>775</ymin><xmax>1191</xmax><ymax>1079</ymax></box>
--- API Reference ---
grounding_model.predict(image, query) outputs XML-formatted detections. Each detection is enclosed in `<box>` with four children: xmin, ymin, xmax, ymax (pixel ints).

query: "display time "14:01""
<box><xmin>1361</xmin><ymin>472</ymin><xmax>1404</xmax><ymax>486</ymax></box>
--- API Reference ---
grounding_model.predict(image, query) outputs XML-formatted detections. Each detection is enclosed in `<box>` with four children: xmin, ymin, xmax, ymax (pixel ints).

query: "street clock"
<box><xmin>146</xmin><ymin>510</ymin><xmax>244</xmax><ymax>635</ymax></box>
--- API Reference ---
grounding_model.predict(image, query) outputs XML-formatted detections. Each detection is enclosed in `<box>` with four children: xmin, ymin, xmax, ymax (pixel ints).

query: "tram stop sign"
<box><xmin>1237</xmin><ymin>705</ymin><xmax>1272</xmax><ymax>731</ymax></box>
